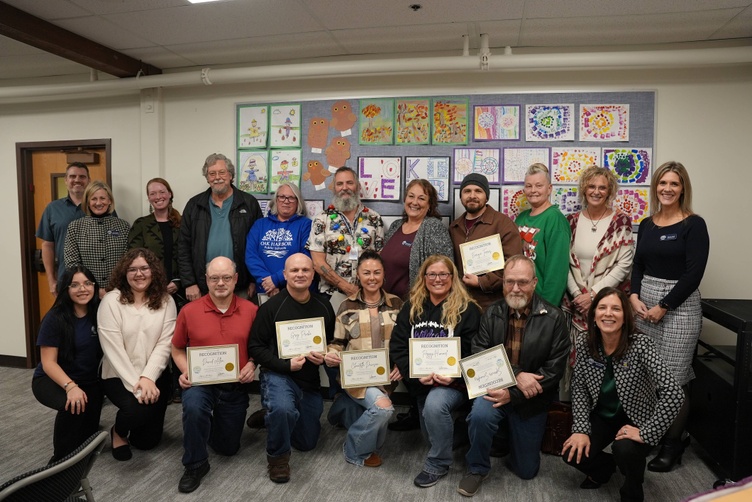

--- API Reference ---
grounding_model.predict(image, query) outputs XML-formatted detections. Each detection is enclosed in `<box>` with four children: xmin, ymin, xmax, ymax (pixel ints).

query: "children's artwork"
<box><xmin>502</xmin><ymin>148</ymin><xmax>549</xmax><ymax>183</ymax></box>
<box><xmin>551</xmin><ymin>186</ymin><xmax>582</xmax><ymax>215</ymax></box>
<box><xmin>325</xmin><ymin>137</ymin><xmax>352</xmax><ymax>172</ymax></box>
<box><xmin>525</xmin><ymin>104</ymin><xmax>575</xmax><ymax>141</ymax></box>
<box><xmin>432</xmin><ymin>98</ymin><xmax>469</xmax><ymax>145</ymax></box>
<box><xmin>305</xmin><ymin>200</ymin><xmax>325</xmax><ymax>218</ymax></box>
<box><xmin>330</xmin><ymin>100</ymin><xmax>357</xmax><ymax>137</ymax></box>
<box><xmin>237</xmin><ymin>105</ymin><xmax>268</xmax><ymax>149</ymax></box>
<box><xmin>269</xmin><ymin>150</ymin><xmax>301</xmax><ymax>193</ymax></box>
<box><xmin>453</xmin><ymin>148</ymin><xmax>501</xmax><ymax>184</ymax></box>
<box><xmin>551</xmin><ymin>148</ymin><xmax>601</xmax><ymax>184</ymax></box>
<box><xmin>358</xmin><ymin>157</ymin><xmax>402</xmax><ymax>201</ymax></box>
<box><xmin>258</xmin><ymin>199</ymin><xmax>270</xmax><ymax>217</ymax></box>
<box><xmin>307</xmin><ymin>117</ymin><xmax>329</xmax><ymax>153</ymax></box>
<box><xmin>614</xmin><ymin>188</ymin><xmax>650</xmax><ymax>225</ymax></box>
<box><xmin>269</xmin><ymin>104</ymin><xmax>301</xmax><ymax>148</ymax></box>
<box><xmin>473</xmin><ymin>105</ymin><xmax>520</xmax><ymax>141</ymax></box>
<box><xmin>580</xmin><ymin>104</ymin><xmax>629</xmax><ymax>142</ymax></box>
<box><xmin>302</xmin><ymin>159</ymin><xmax>331</xmax><ymax>191</ymax></box>
<box><xmin>405</xmin><ymin>156</ymin><xmax>451</xmax><ymax>202</ymax></box>
<box><xmin>359</xmin><ymin>99</ymin><xmax>394</xmax><ymax>145</ymax></box>
<box><xmin>454</xmin><ymin>188</ymin><xmax>500</xmax><ymax>220</ymax></box>
<box><xmin>501</xmin><ymin>185</ymin><xmax>530</xmax><ymax>220</ymax></box>
<box><xmin>396</xmin><ymin>98</ymin><xmax>431</xmax><ymax>145</ymax></box>
<box><xmin>237</xmin><ymin>150</ymin><xmax>268</xmax><ymax>194</ymax></box>
<box><xmin>602</xmin><ymin>148</ymin><xmax>652</xmax><ymax>185</ymax></box>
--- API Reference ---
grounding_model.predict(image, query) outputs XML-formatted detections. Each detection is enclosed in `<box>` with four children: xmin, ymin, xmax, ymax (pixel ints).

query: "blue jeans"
<box><xmin>344</xmin><ymin>387</ymin><xmax>393</xmax><ymax>465</ymax></box>
<box><xmin>260</xmin><ymin>371</ymin><xmax>324</xmax><ymax>457</ymax></box>
<box><xmin>466</xmin><ymin>397</ymin><xmax>548</xmax><ymax>479</ymax></box>
<box><xmin>416</xmin><ymin>386</ymin><xmax>466</xmax><ymax>475</ymax></box>
<box><xmin>181</xmin><ymin>384</ymin><xmax>249</xmax><ymax>469</ymax></box>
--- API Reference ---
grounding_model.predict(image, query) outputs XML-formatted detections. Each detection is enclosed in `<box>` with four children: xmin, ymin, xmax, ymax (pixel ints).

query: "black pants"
<box><xmin>103</xmin><ymin>371</ymin><xmax>171</xmax><ymax>450</ymax></box>
<box><xmin>32</xmin><ymin>376</ymin><xmax>104</xmax><ymax>462</ymax></box>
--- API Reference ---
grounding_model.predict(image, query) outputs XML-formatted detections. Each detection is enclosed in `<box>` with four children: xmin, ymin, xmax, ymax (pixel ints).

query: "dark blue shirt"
<box><xmin>33</xmin><ymin>314</ymin><xmax>101</xmax><ymax>385</ymax></box>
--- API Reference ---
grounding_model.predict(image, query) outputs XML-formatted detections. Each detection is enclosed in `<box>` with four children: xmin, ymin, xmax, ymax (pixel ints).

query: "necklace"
<box><xmin>364</xmin><ymin>295</ymin><xmax>385</xmax><ymax>309</ymax></box>
<box><xmin>584</xmin><ymin>207</ymin><xmax>609</xmax><ymax>233</ymax></box>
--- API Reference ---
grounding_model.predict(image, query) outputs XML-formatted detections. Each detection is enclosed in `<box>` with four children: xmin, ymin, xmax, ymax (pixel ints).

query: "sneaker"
<box><xmin>413</xmin><ymin>470</ymin><xmax>446</xmax><ymax>488</ymax></box>
<box><xmin>178</xmin><ymin>462</ymin><xmax>210</xmax><ymax>493</ymax></box>
<box><xmin>457</xmin><ymin>472</ymin><xmax>488</xmax><ymax>497</ymax></box>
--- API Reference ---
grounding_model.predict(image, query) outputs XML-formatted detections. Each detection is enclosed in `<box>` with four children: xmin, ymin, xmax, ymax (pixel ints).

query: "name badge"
<box><xmin>349</xmin><ymin>244</ymin><xmax>359</xmax><ymax>260</ymax></box>
<box><xmin>660</xmin><ymin>234</ymin><xmax>678</xmax><ymax>241</ymax></box>
<box><xmin>587</xmin><ymin>357</ymin><xmax>605</xmax><ymax>369</ymax></box>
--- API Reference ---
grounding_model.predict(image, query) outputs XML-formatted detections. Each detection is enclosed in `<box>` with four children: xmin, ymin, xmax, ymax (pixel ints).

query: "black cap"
<box><xmin>460</xmin><ymin>173</ymin><xmax>490</xmax><ymax>199</ymax></box>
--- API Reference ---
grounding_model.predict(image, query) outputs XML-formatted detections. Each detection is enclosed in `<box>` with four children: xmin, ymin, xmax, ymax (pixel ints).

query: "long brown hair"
<box><xmin>409</xmin><ymin>255</ymin><xmax>478</xmax><ymax>328</ymax></box>
<box><xmin>108</xmin><ymin>248</ymin><xmax>169</xmax><ymax>310</ymax></box>
<box><xmin>586</xmin><ymin>287</ymin><xmax>634</xmax><ymax>361</ymax></box>
<box><xmin>147</xmin><ymin>177</ymin><xmax>181</xmax><ymax>227</ymax></box>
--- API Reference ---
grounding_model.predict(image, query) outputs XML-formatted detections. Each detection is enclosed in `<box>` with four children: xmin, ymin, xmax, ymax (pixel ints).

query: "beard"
<box><xmin>333</xmin><ymin>190</ymin><xmax>360</xmax><ymax>212</ymax></box>
<box><xmin>505</xmin><ymin>292</ymin><xmax>530</xmax><ymax>311</ymax></box>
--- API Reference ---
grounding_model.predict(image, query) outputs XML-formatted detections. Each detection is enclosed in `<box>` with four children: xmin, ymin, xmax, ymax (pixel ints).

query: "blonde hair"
<box><xmin>83</xmin><ymin>180</ymin><xmax>114</xmax><ymax>216</ymax></box>
<box><xmin>650</xmin><ymin>161</ymin><xmax>694</xmax><ymax>216</ymax></box>
<box><xmin>577</xmin><ymin>166</ymin><xmax>618</xmax><ymax>207</ymax></box>
<box><xmin>409</xmin><ymin>255</ymin><xmax>478</xmax><ymax>329</ymax></box>
<box><xmin>525</xmin><ymin>163</ymin><xmax>551</xmax><ymax>183</ymax></box>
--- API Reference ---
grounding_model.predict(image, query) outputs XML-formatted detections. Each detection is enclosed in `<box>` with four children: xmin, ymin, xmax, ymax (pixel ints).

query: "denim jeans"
<box><xmin>466</xmin><ymin>397</ymin><xmax>548</xmax><ymax>479</ymax></box>
<box><xmin>260</xmin><ymin>371</ymin><xmax>324</xmax><ymax>457</ymax></box>
<box><xmin>181</xmin><ymin>384</ymin><xmax>249</xmax><ymax>469</ymax></box>
<box><xmin>344</xmin><ymin>387</ymin><xmax>393</xmax><ymax>465</ymax></box>
<box><xmin>416</xmin><ymin>385</ymin><xmax>466</xmax><ymax>475</ymax></box>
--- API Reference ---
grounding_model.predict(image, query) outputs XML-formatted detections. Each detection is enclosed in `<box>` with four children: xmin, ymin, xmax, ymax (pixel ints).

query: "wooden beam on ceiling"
<box><xmin>0</xmin><ymin>1</ymin><xmax>162</xmax><ymax>78</ymax></box>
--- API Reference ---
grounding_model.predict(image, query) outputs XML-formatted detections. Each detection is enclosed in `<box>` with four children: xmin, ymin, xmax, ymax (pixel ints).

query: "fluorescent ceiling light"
<box><xmin>187</xmin><ymin>0</ymin><xmax>224</xmax><ymax>4</ymax></box>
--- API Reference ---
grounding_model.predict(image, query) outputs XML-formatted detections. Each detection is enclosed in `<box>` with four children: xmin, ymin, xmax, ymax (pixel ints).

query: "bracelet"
<box><xmin>63</xmin><ymin>380</ymin><xmax>73</xmax><ymax>390</ymax></box>
<box><xmin>65</xmin><ymin>383</ymin><xmax>78</xmax><ymax>394</ymax></box>
<box><xmin>589</xmin><ymin>291</ymin><xmax>594</xmax><ymax>301</ymax></box>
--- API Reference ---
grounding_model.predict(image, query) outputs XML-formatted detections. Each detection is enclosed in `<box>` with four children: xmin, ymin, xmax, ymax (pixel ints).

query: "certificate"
<box><xmin>459</xmin><ymin>234</ymin><xmax>505</xmax><ymax>275</ymax></box>
<box><xmin>275</xmin><ymin>317</ymin><xmax>327</xmax><ymax>359</ymax></box>
<box><xmin>187</xmin><ymin>344</ymin><xmax>239</xmax><ymax>386</ymax></box>
<box><xmin>339</xmin><ymin>348</ymin><xmax>391</xmax><ymax>389</ymax></box>
<box><xmin>459</xmin><ymin>345</ymin><xmax>517</xmax><ymax>399</ymax></box>
<box><xmin>409</xmin><ymin>337</ymin><xmax>462</xmax><ymax>378</ymax></box>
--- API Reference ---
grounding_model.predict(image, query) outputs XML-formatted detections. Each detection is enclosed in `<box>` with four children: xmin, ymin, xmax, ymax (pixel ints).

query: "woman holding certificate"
<box><xmin>389</xmin><ymin>255</ymin><xmax>481</xmax><ymax>488</ymax></box>
<box><xmin>98</xmin><ymin>248</ymin><xmax>176</xmax><ymax>461</ymax></box>
<box><xmin>562</xmin><ymin>288</ymin><xmax>683</xmax><ymax>502</ymax></box>
<box><xmin>324</xmin><ymin>250</ymin><xmax>403</xmax><ymax>467</ymax></box>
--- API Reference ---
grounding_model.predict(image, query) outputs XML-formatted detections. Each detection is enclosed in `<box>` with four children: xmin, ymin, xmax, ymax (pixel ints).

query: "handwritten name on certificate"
<box><xmin>187</xmin><ymin>344</ymin><xmax>239</xmax><ymax>386</ymax></box>
<box><xmin>459</xmin><ymin>234</ymin><xmax>505</xmax><ymax>275</ymax></box>
<box><xmin>459</xmin><ymin>345</ymin><xmax>517</xmax><ymax>399</ymax></box>
<box><xmin>409</xmin><ymin>337</ymin><xmax>462</xmax><ymax>378</ymax></box>
<box><xmin>339</xmin><ymin>348</ymin><xmax>391</xmax><ymax>389</ymax></box>
<box><xmin>275</xmin><ymin>317</ymin><xmax>326</xmax><ymax>359</ymax></box>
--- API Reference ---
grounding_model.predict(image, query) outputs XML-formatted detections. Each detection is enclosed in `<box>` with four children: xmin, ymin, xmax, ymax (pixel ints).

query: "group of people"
<box><xmin>31</xmin><ymin>154</ymin><xmax>708</xmax><ymax>501</ymax></box>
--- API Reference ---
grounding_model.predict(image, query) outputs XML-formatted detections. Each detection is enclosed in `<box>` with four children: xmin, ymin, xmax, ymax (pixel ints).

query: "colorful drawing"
<box><xmin>453</xmin><ymin>148</ymin><xmax>500</xmax><ymax>184</ymax></box>
<box><xmin>358</xmin><ymin>157</ymin><xmax>402</xmax><ymax>201</ymax></box>
<box><xmin>269</xmin><ymin>104</ymin><xmax>301</xmax><ymax>148</ymax></box>
<box><xmin>330</xmin><ymin>100</ymin><xmax>357</xmax><ymax>137</ymax></box>
<box><xmin>473</xmin><ymin>105</ymin><xmax>520</xmax><ymax>141</ymax></box>
<box><xmin>305</xmin><ymin>200</ymin><xmax>325</xmax><ymax>218</ymax></box>
<box><xmin>503</xmin><ymin>148</ymin><xmax>550</xmax><ymax>183</ymax></box>
<box><xmin>302</xmin><ymin>159</ymin><xmax>331</xmax><ymax>191</ymax></box>
<box><xmin>237</xmin><ymin>105</ymin><xmax>268</xmax><ymax>149</ymax></box>
<box><xmin>615</xmin><ymin>188</ymin><xmax>650</xmax><ymax>225</ymax></box>
<box><xmin>501</xmin><ymin>186</ymin><xmax>530</xmax><ymax>220</ymax></box>
<box><xmin>551</xmin><ymin>148</ymin><xmax>601</xmax><ymax>184</ymax></box>
<box><xmin>269</xmin><ymin>150</ymin><xmax>301</xmax><ymax>193</ymax></box>
<box><xmin>396</xmin><ymin>98</ymin><xmax>431</xmax><ymax>145</ymax></box>
<box><xmin>580</xmin><ymin>104</ymin><xmax>629</xmax><ymax>141</ymax></box>
<box><xmin>405</xmin><ymin>156</ymin><xmax>451</xmax><ymax>202</ymax></box>
<box><xmin>325</xmin><ymin>137</ymin><xmax>352</xmax><ymax>172</ymax></box>
<box><xmin>432</xmin><ymin>98</ymin><xmax>469</xmax><ymax>145</ymax></box>
<box><xmin>307</xmin><ymin>117</ymin><xmax>329</xmax><ymax>153</ymax></box>
<box><xmin>526</xmin><ymin>104</ymin><xmax>575</xmax><ymax>141</ymax></box>
<box><xmin>551</xmin><ymin>186</ymin><xmax>582</xmax><ymax>215</ymax></box>
<box><xmin>603</xmin><ymin>148</ymin><xmax>652</xmax><ymax>185</ymax></box>
<box><xmin>359</xmin><ymin>98</ymin><xmax>394</xmax><ymax>145</ymax></box>
<box><xmin>237</xmin><ymin>151</ymin><xmax>269</xmax><ymax>194</ymax></box>
<box><xmin>454</xmin><ymin>188</ymin><xmax>500</xmax><ymax>220</ymax></box>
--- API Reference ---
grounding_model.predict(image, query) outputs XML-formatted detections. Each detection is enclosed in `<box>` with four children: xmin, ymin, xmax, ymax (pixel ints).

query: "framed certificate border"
<box><xmin>339</xmin><ymin>348</ymin><xmax>391</xmax><ymax>389</ymax></box>
<box><xmin>275</xmin><ymin>317</ymin><xmax>326</xmax><ymax>359</ymax></box>
<box><xmin>459</xmin><ymin>234</ymin><xmax>505</xmax><ymax>275</ymax></box>
<box><xmin>187</xmin><ymin>344</ymin><xmax>240</xmax><ymax>386</ymax></box>
<box><xmin>459</xmin><ymin>345</ymin><xmax>516</xmax><ymax>399</ymax></box>
<box><xmin>409</xmin><ymin>337</ymin><xmax>462</xmax><ymax>378</ymax></box>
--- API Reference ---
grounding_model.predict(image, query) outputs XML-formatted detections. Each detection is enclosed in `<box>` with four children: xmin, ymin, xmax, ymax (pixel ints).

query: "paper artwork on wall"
<box><xmin>432</xmin><ymin>98</ymin><xmax>469</xmax><ymax>145</ymax></box>
<box><xmin>396</xmin><ymin>98</ymin><xmax>431</xmax><ymax>145</ymax></box>
<box><xmin>602</xmin><ymin>148</ymin><xmax>652</xmax><ymax>185</ymax></box>
<box><xmin>502</xmin><ymin>148</ymin><xmax>549</xmax><ymax>183</ymax></box>
<box><xmin>551</xmin><ymin>148</ymin><xmax>601</xmax><ymax>184</ymax></box>
<box><xmin>237</xmin><ymin>105</ymin><xmax>268</xmax><ymax>149</ymax></box>
<box><xmin>551</xmin><ymin>186</ymin><xmax>582</xmax><ymax>215</ymax></box>
<box><xmin>325</xmin><ymin>137</ymin><xmax>352</xmax><ymax>172</ymax></box>
<box><xmin>237</xmin><ymin>150</ymin><xmax>269</xmax><ymax>195</ymax></box>
<box><xmin>358</xmin><ymin>157</ymin><xmax>402</xmax><ymax>201</ymax></box>
<box><xmin>473</xmin><ymin>105</ymin><xmax>520</xmax><ymax>141</ymax></box>
<box><xmin>580</xmin><ymin>104</ymin><xmax>630</xmax><ymax>142</ymax></box>
<box><xmin>302</xmin><ymin>159</ymin><xmax>331</xmax><ymax>191</ymax></box>
<box><xmin>405</xmin><ymin>156</ymin><xmax>451</xmax><ymax>202</ymax></box>
<box><xmin>614</xmin><ymin>187</ymin><xmax>649</xmax><ymax>225</ymax></box>
<box><xmin>269</xmin><ymin>150</ymin><xmax>302</xmax><ymax>193</ymax></box>
<box><xmin>305</xmin><ymin>200</ymin><xmax>325</xmax><ymax>219</ymax></box>
<box><xmin>501</xmin><ymin>185</ymin><xmax>530</xmax><ymax>220</ymax></box>
<box><xmin>269</xmin><ymin>104</ymin><xmax>301</xmax><ymax>148</ymax></box>
<box><xmin>330</xmin><ymin>100</ymin><xmax>357</xmax><ymax>137</ymax></box>
<box><xmin>454</xmin><ymin>187</ymin><xmax>499</xmax><ymax>220</ymax></box>
<box><xmin>453</xmin><ymin>148</ymin><xmax>501</xmax><ymax>184</ymax></box>
<box><xmin>525</xmin><ymin>104</ymin><xmax>574</xmax><ymax>141</ymax></box>
<box><xmin>359</xmin><ymin>98</ymin><xmax>394</xmax><ymax>145</ymax></box>
<box><xmin>307</xmin><ymin>117</ymin><xmax>329</xmax><ymax>153</ymax></box>
<box><xmin>258</xmin><ymin>199</ymin><xmax>270</xmax><ymax>217</ymax></box>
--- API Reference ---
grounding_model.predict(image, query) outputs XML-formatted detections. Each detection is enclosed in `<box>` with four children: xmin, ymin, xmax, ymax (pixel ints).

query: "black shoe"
<box><xmin>388</xmin><ymin>407</ymin><xmax>420</xmax><ymax>431</ymax></box>
<box><xmin>580</xmin><ymin>476</ymin><xmax>602</xmax><ymax>489</ymax></box>
<box><xmin>246</xmin><ymin>408</ymin><xmax>267</xmax><ymax>429</ymax></box>
<box><xmin>110</xmin><ymin>426</ymin><xmax>132</xmax><ymax>461</ymax></box>
<box><xmin>179</xmin><ymin>462</ymin><xmax>210</xmax><ymax>493</ymax></box>
<box><xmin>647</xmin><ymin>437</ymin><xmax>688</xmax><ymax>472</ymax></box>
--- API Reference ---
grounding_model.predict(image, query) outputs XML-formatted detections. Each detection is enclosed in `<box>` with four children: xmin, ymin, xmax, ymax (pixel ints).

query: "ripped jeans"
<box><xmin>343</xmin><ymin>387</ymin><xmax>394</xmax><ymax>465</ymax></box>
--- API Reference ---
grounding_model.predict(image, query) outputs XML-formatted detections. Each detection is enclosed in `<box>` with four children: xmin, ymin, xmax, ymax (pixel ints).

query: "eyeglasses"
<box><xmin>276</xmin><ymin>195</ymin><xmax>296</xmax><ymax>203</ymax></box>
<box><xmin>207</xmin><ymin>275</ymin><xmax>235</xmax><ymax>284</ymax></box>
<box><xmin>69</xmin><ymin>281</ymin><xmax>95</xmax><ymax>289</ymax></box>
<box><xmin>207</xmin><ymin>170</ymin><xmax>229</xmax><ymax>179</ymax></box>
<box><xmin>426</xmin><ymin>272</ymin><xmax>452</xmax><ymax>281</ymax></box>
<box><xmin>503</xmin><ymin>279</ymin><xmax>535</xmax><ymax>288</ymax></box>
<box><xmin>127</xmin><ymin>266</ymin><xmax>151</xmax><ymax>275</ymax></box>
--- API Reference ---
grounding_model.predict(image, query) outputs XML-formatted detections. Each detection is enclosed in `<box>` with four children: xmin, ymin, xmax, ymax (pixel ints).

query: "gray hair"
<box><xmin>202</xmin><ymin>153</ymin><xmax>235</xmax><ymax>182</ymax></box>
<box><xmin>268</xmin><ymin>183</ymin><xmax>308</xmax><ymax>217</ymax></box>
<box><xmin>334</xmin><ymin>166</ymin><xmax>358</xmax><ymax>183</ymax></box>
<box><xmin>525</xmin><ymin>163</ymin><xmax>551</xmax><ymax>184</ymax></box>
<box><xmin>505</xmin><ymin>254</ymin><xmax>537</xmax><ymax>279</ymax></box>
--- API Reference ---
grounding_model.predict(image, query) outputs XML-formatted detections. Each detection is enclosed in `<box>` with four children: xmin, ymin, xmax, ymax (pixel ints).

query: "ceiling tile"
<box><xmin>332</xmin><ymin>24</ymin><xmax>482</xmax><ymax>55</ymax></box>
<box><xmin>54</xmin><ymin>17</ymin><xmax>155</xmax><ymax>50</ymax></box>
<box><xmin>710</xmin><ymin>5</ymin><xmax>752</xmax><ymax>39</ymax></box>
<box><xmin>0</xmin><ymin>0</ymin><xmax>91</xmax><ymax>19</ymax></box>
<box><xmin>522</xmin><ymin>0</ymin><xmax>752</xmax><ymax>18</ymax></box>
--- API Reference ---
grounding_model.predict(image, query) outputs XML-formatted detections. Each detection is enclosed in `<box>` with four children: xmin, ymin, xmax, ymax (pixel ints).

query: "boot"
<box><xmin>267</xmin><ymin>452</ymin><xmax>291</xmax><ymax>483</ymax></box>
<box><xmin>647</xmin><ymin>436</ymin><xmax>689</xmax><ymax>472</ymax></box>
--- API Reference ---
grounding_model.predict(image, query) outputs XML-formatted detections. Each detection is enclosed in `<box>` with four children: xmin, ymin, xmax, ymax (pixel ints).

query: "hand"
<box><xmin>289</xmin><ymin>355</ymin><xmax>306</xmax><ymax>371</ymax></box>
<box><xmin>268</xmin><ymin>287</ymin><xmax>280</xmax><ymax>297</ymax></box>
<box><xmin>166</xmin><ymin>281</ymin><xmax>178</xmax><ymax>294</ymax></box>
<box><xmin>340</xmin><ymin>281</ymin><xmax>359</xmax><ymax>297</ymax></box>
<box><xmin>418</xmin><ymin>374</ymin><xmax>435</xmax><ymax>386</ymax></box>
<box><xmin>572</xmin><ymin>292</ymin><xmax>592</xmax><ymax>314</ymax></box>
<box><xmin>261</xmin><ymin>276</ymin><xmax>276</xmax><ymax>294</ymax></box>
<box><xmin>134</xmin><ymin>377</ymin><xmax>159</xmax><ymax>405</ymax></box>
<box><xmin>324</xmin><ymin>351</ymin><xmax>342</xmax><ymax>367</ymax></box>
<box><xmin>462</xmin><ymin>273</ymin><xmax>480</xmax><ymax>288</ymax></box>
<box><xmin>630</xmin><ymin>294</ymin><xmax>648</xmax><ymax>320</ymax></box>
<box><xmin>178</xmin><ymin>372</ymin><xmax>192</xmax><ymax>390</ymax></box>
<box><xmin>483</xmin><ymin>388</ymin><xmax>511</xmax><ymax>408</ymax></box>
<box><xmin>389</xmin><ymin>364</ymin><xmax>402</xmax><ymax>382</ymax></box>
<box><xmin>615</xmin><ymin>424</ymin><xmax>644</xmax><ymax>443</ymax></box>
<box><xmin>562</xmin><ymin>433</ymin><xmax>591</xmax><ymax>463</ymax></box>
<box><xmin>65</xmin><ymin>386</ymin><xmax>87</xmax><ymax>414</ymax></box>
<box><xmin>47</xmin><ymin>278</ymin><xmax>58</xmax><ymax>296</ymax></box>
<box><xmin>431</xmin><ymin>373</ymin><xmax>453</xmax><ymax>386</ymax></box>
<box><xmin>247</xmin><ymin>283</ymin><xmax>256</xmax><ymax>299</ymax></box>
<box><xmin>186</xmin><ymin>285</ymin><xmax>201</xmax><ymax>301</ymax></box>
<box><xmin>515</xmin><ymin>372</ymin><xmax>544</xmax><ymax>399</ymax></box>
<box><xmin>305</xmin><ymin>351</ymin><xmax>325</xmax><ymax>366</ymax></box>
<box><xmin>238</xmin><ymin>361</ymin><xmax>256</xmax><ymax>383</ymax></box>
<box><xmin>644</xmin><ymin>304</ymin><xmax>668</xmax><ymax>325</ymax></box>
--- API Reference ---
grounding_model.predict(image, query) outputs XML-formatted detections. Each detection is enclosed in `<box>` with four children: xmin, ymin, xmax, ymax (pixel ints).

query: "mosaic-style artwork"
<box><xmin>580</xmin><ymin>104</ymin><xmax>629</xmax><ymax>141</ymax></box>
<box><xmin>473</xmin><ymin>105</ymin><xmax>520</xmax><ymax>141</ymax></box>
<box><xmin>269</xmin><ymin>149</ymin><xmax>301</xmax><ymax>193</ymax></box>
<box><xmin>453</xmin><ymin>148</ymin><xmax>501</xmax><ymax>184</ymax></box>
<box><xmin>359</xmin><ymin>98</ymin><xmax>394</xmax><ymax>145</ymax></box>
<box><xmin>432</xmin><ymin>98</ymin><xmax>469</xmax><ymax>145</ymax></box>
<box><xmin>405</xmin><ymin>156</ymin><xmax>451</xmax><ymax>202</ymax></box>
<box><xmin>551</xmin><ymin>148</ymin><xmax>601</xmax><ymax>184</ymax></box>
<box><xmin>603</xmin><ymin>148</ymin><xmax>652</xmax><ymax>185</ymax></box>
<box><xmin>501</xmin><ymin>185</ymin><xmax>530</xmax><ymax>220</ymax></box>
<box><xmin>551</xmin><ymin>186</ymin><xmax>582</xmax><ymax>215</ymax></box>
<box><xmin>237</xmin><ymin>150</ymin><xmax>268</xmax><ymax>194</ymax></box>
<box><xmin>396</xmin><ymin>98</ymin><xmax>431</xmax><ymax>145</ymax></box>
<box><xmin>237</xmin><ymin>105</ymin><xmax>268</xmax><ymax>149</ymax></box>
<box><xmin>614</xmin><ymin>187</ymin><xmax>650</xmax><ymax>225</ymax></box>
<box><xmin>269</xmin><ymin>104</ymin><xmax>301</xmax><ymax>148</ymax></box>
<box><xmin>525</xmin><ymin>104</ymin><xmax>574</xmax><ymax>141</ymax></box>
<box><xmin>503</xmin><ymin>148</ymin><xmax>549</xmax><ymax>183</ymax></box>
<box><xmin>358</xmin><ymin>157</ymin><xmax>402</xmax><ymax>201</ymax></box>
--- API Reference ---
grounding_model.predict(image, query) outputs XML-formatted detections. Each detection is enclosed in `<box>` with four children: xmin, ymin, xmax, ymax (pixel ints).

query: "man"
<box><xmin>248</xmin><ymin>253</ymin><xmax>335</xmax><ymax>483</ymax></box>
<box><xmin>450</xmin><ymin>173</ymin><xmax>523</xmax><ymax>312</ymax></box>
<box><xmin>37</xmin><ymin>162</ymin><xmax>89</xmax><ymax>294</ymax></box>
<box><xmin>179</xmin><ymin>153</ymin><xmax>262</xmax><ymax>301</ymax></box>
<box><xmin>171</xmin><ymin>257</ymin><xmax>258</xmax><ymax>493</ymax></box>
<box><xmin>458</xmin><ymin>255</ymin><xmax>569</xmax><ymax>497</ymax></box>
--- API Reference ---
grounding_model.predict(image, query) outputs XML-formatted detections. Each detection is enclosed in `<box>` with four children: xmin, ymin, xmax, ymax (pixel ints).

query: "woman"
<box><xmin>382</xmin><ymin>179</ymin><xmax>453</xmax><ymax>300</ymax></box>
<box><xmin>32</xmin><ymin>266</ymin><xmax>103</xmax><ymax>462</ymax></box>
<box><xmin>389</xmin><ymin>255</ymin><xmax>481</xmax><ymax>488</ymax></box>
<box><xmin>324</xmin><ymin>250</ymin><xmax>403</xmax><ymax>467</ymax></box>
<box><xmin>98</xmin><ymin>248</ymin><xmax>176</xmax><ymax>460</ymax></box>
<box><xmin>629</xmin><ymin>161</ymin><xmax>709</xmax><ymax>472</ymax></box>
<box><xmin>562</xmin><ymin>288</ymin><xmax>684</xmax><ymax>502</ymax></box>
<box><xmin>64</xmin><ymin>180</ymin><xmax>130</xmax><ymax>298</ymax></box>
<box><xmin>245</xmin><ymin>182</ymin><xmax>312</xmax><ymax>301</ymax></box>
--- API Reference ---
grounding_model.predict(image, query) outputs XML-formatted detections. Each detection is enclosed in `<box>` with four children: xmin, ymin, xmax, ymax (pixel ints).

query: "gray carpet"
<box><xmin>0</xmin><ymin>366</ymin><xmax>718</xmax><ymax>501</ymax></box>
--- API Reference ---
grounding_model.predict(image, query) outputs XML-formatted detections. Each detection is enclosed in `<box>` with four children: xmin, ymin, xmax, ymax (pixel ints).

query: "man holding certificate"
<box><xmin>458</xmin><ymin>255</ymin><xmax>569</xmax><ymax>497</ymax></box>
<box><xmin>171</xmin><ymin>257</ymin><xmax>259</xmax><ymax>493</ymax></box>
<box><xmin>248</xmin><ymin>253</ymin><xmax>335</xmax><ymax>484</ymax></box>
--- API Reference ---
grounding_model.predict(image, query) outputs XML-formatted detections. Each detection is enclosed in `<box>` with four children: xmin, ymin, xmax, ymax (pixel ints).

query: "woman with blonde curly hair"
<box><xmin>389</xmin><ymin>254</ymin><xmax>481</xmax><ymax>488</ymax></box>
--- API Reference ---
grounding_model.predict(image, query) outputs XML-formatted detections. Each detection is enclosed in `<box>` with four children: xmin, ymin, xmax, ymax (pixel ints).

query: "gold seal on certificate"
<box><xmin>409</xmin><ymin>337</ymin><xmax>462</xmax><ymax>378</ymax></box>
<box><xmin>459</xmin><ymin>345</ymin><xmax>517</xmax><ymax>399</ymax></box>
<box><xmin>459</xmin><ymin>234</ymin><xmax>505</xmax><ymax>276</ymax></box>
<box><xmin>187</xmin><ymin>344</ymin><xmax>240</xmax><ymax>386</ymax></box>
<box><xmin>339</xmin><ymin>348</ymin><xmax>391</xmax><ymax>389</ymax></box>
<box><xmin>275</xmin><ymin>317</ymin><xmax>327</xmax><ymax>359</ymax></box>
